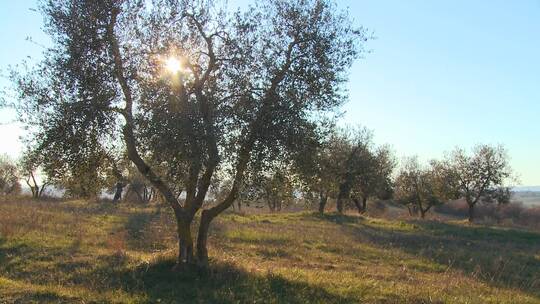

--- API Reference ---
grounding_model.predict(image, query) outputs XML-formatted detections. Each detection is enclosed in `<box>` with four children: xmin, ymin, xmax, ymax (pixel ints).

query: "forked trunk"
<box><xmin>32</xmin><ymin>186</ymin><xmax>39</xmax><ymax>198</ymax></box>
<box><xmin>352</xmin><ymin>196</ymin><xmax>367</xmax><ymax>214</ymax></box>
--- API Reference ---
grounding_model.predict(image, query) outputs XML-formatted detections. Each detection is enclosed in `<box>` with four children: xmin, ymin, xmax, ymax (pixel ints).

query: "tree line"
<box><xmin>3</xmin><ymin>0</ymin><xmax>514</xmax><ymax>269</ymax></box>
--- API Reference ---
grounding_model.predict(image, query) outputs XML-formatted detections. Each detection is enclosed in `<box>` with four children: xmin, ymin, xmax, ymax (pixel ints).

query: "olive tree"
<box><xmin>294</xmin><ymin>126</ymin><xmax>343</xmax><ymax>214</ymax></box>
<box><xmin>447</xmin><ymin>144</ymin><xmax>513</xmax><ymax>222</ymax></box>
<box><xmin>350</xmin><ymin>145</ymin><xmax>395</xmax><ymax>214</ymax></box>
<box><xmin>12</xmin><ymin>0</ymin><xmax>366</xmax><ymax>267</ymax></box>
<box><xmin>0</xmin><ymin>154</ymin><xmax>20</xmax><ymax>196</ymax></box>
<box><xmin>18</xmin><ymin>148</ymin><xmax>50</xmax><ymax>198</ymax></box>
<box><xmin>394</xmin><ymin>157</ymin><xmax>457</xmax><ymax>219</ymax></box>
<box><xmin>297</xmin><ymin>126</ymin><xmax>393</xmax><ymax>214</ymax></box>
<box><xmin>243</xmin><ymin>165</ymin><xmax>297</xmax><ymax>212</ymax></box>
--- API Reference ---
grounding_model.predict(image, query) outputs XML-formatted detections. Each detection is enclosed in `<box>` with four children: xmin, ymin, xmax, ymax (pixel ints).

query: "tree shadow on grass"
<box><xmin>0</xmin><ymin>238</ymin><xmax>80</xmax><ymax>285</ymax></box>
<box><xmin>1</xmin><ymin>235</ymin><xmax>358</xmax><ymax>303</ymax></box>
<box><xmin>335</xmin><ymin>217</ymin><xmax>540</xmax><ymax>298</ymax></box>
<box><xmin>87</xmin><ymin>256</ymin><xmax>358</xmax><ymax>304</ymax></box>
<box><xmin>310</xmin><ymin>212</ymin><xmax>364</xmax><ymax>224</ymax></box>
<box><xmin>1</xmin><ymin>291</ymin><xmax>78</xmax><ymax>304</ymax></box>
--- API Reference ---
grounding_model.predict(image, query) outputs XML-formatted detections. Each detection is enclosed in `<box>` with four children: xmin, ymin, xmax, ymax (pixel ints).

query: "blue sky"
<box><xmin>1</xmin><ymin>0</ymin><xmax>539</xmax><ymax>185</ymax></box>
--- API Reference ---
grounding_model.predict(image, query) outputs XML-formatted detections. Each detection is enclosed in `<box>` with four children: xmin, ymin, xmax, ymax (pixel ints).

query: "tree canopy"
<box><xmin>11</xmin><ymin>0</ymin><xmax>367</xmax><ymax>267</ymax></box>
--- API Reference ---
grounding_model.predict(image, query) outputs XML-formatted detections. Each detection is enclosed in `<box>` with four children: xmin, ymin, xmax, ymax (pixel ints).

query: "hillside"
<box><xmin>513</xmin><ymin>191</ymin><xmax>540</xmax><ymax>207</ymax></box>
<box><xmin>0</xmin><ymin>198</ymin><xmax>539</xmax><ymax>303</ymax></box>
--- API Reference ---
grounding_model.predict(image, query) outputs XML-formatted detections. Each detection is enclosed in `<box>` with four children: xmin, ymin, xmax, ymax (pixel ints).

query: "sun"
<box><xmin>165</xmin><ymin>56</ymin><xmax>182</xmax><ymax>74</ymax></box>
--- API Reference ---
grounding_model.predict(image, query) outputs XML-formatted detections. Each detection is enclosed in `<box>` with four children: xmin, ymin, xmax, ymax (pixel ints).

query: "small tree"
<box><xmin>394</xmin><ymin>157</ymin><xmax>457</xmax><ymax>219</ymax></box>
<box><xmin>350</xmin><ymin>145</ymin><xmax>395</xmax><ymax>214</ymax></box>
<box><xmin>294</xmin><ymin>126</ymin><xmax>343</xmax><ymax>214</ymax></box>
<box><xmin>18</xmin><ymin>148</ymin><xmax>50</xmax><ymax>198</ymax></box>
<box><xmin>447</xmin><ymin>144</ymin><xmax>513</xmax><ymax>222</ymax></box>
<box><xmin>0</xmin><ymin>154</ymin><xmax>21</xmax><ymax>196</ymax></box>
<box><xmin>243</xmin><ymin>168</ymin><xmax>296</xmax><ymax>212</ymax></box>
<box><xmin>334</xmin><ymin>127</ymin><xmax>373</xmax><ymax>213</ymax></box>
<box><xmin>297</xmin><ymin>126</ymin><xmax>393</xmax><ymax>214</ymax></box>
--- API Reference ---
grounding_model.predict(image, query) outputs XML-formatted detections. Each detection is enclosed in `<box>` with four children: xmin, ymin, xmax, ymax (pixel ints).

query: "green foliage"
<box><xmin>446</xmin><ymin>144</ymin><xmax>515</xmax><ymax>221</ymax></box>
<box><xmin>449</xmin><ymin>144</ymin><xmax>514</xmax><ymax>205</ymax></box>
<box><xmin>0</xmin><ymin>154</ymin><xmax>20</xmax><ymax>195</ymax></box>
<box><xmin>11</xmin><ymin>0</ymin><xmax>368</xmax><ymax>263</ymax></box>
<box><xmin>394</xmin><ymin>157</ymin><xmax>458</xmax><ymax>218</ymax></box>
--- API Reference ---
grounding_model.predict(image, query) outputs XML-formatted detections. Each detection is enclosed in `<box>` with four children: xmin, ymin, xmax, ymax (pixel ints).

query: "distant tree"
<box><xmin>18</xmin><ymin>148</ymin><xmax>50</xmax><ymax>198</ymax></box>
<box><xmin>101</xmin><ymin>151</ymin><xmax>138</xmax><ymax>203</ymax></box>
<box><xmin>394</xmin><ymin>157</ymin><xmax>458</xmax><ymax>219</ymax></box>
<box><xmin>350</xmin><ymin>145</ymin><xmax>395</xmax><ymax>214</ymax></box>
<box><xmin>334</xmin><ymin>127</ymin><xmax>372</xmax><ymax>213</ymax></box>
<box><xmin>447</xmin><ymin>144</ymin><xmax>514</xmax><ymax>222</ymax></box>
<box><xmin>39</xmin><ymin>145</ymin><xmax>108</xmax><ymax>199</ymax></box>
<box><xmin>294</xmin><ymin>126</ymin><xmax>342</xmax><ymax>214</ymax></box>
<box><xmin>0</xmin><ymin>154</ymin><xmax>21</xmax><ymax>196</ymax></box>
<box><xmin>243</xmin><ymin>166</ymin><xmax>297</xmax><ymax>212</ymax></box>
<box><xmin>123</xmin><ymin>165</ymin><xmax>157</xmax><ymax>204</ymax></box>
<box><xmin>12</xmin><ymin>0</ymin><xmax>366</xmax><ymax>267</ymax></box>
<box><xmin>296</xmin><ymin>126</ymin><xmax>393</xmax><ymax>214</ymax></box>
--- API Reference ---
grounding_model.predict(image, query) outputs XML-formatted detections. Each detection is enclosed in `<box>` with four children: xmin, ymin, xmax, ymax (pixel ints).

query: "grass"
<box><xmin>0</xmin><ymin>197</ymin><xmax>539</xmax><ymax>303</ymax></box>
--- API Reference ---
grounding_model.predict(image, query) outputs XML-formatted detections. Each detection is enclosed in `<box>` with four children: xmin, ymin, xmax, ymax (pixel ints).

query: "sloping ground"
<box><xmin>0</xmin><ymin>198</ymin><xmax>539</xmax><ymax>303</ymax></box>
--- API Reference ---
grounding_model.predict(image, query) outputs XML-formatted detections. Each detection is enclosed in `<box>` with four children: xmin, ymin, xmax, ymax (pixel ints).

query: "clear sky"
<box><xmin>1</xmin><ymin>0</ymin><xmax>539</xmax><ymax>185</ymax></box>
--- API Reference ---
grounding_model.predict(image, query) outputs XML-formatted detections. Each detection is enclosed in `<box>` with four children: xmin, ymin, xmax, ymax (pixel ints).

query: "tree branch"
<box><xmin>106</xmin><ymin>7</ymin><xmax>182</xmax><ymax>214</ymax></box>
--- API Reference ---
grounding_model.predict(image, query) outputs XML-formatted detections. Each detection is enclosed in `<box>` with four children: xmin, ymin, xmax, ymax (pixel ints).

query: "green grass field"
<box><xmin>0</xmin><ymin>198</ymin><xmax>539</xmax><ymax>303</ymax></box>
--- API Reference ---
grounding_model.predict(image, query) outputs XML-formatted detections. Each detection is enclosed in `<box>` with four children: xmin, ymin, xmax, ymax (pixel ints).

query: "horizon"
<box><xmin>1</xmin><ymin>0</ymin><xmax>539</xmax><ymax>186</ymax></box>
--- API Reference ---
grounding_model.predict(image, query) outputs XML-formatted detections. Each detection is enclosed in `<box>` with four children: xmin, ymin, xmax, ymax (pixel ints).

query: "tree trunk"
<box><xmin>420</xmin><ymin>208</ymin><xmax>426</xmax><ymax>219</ymax></box>
<box><xmin>336</xmin><ymin>194</ymin><xmax>345</xmax><ymax>213</ymax></box>
<box><xmin>360</xmin><ymin>196</ymin><xmax>367</xmax><ymax>214</ymax></box>
<box><xmin>196</xmin><ymin>210</ymin><xmax>212</xmax><ymax>267</ymax></box>
<box><xmin>176</xmin><ymin>216</ymin><xmax>194</xmax><ymax>266</ymax></box>
<box><xmin>268</xmin><ymin>198</ymin><xmax>276</xmax><ymax>212</ymax></box>
<box><xmin>336</xmin><ymin>176</ymin><xmax>352</xmax><ymax>213</ymax></box>
<box><xmin>468</xmin><ymin>204</ymin><xmax>475</xmax><ymax>222</ymax></box>
<box><xmin>318</xmin><ymin>192</ymin><xmax>328</xmax><ymax>214</ymax></box>
<box><xmin>407</xmin><ymin>204</ymin><xmax>418</xmax><ymax>217</ymax></box>
<box><xmin>143</xmin><ymin>186</ymin><xmax>151</xmax><ymax>203</ymax></box>
<box><xmin>351</xmin><ymin>197</ymin><xmax>368</xmax><ymax>214</ymax></box>
<box><xmin>112</xmin><ymin>182</ymin><xmax>124</xmax><ymax>203</ymax></box>
<box><xmin>31</xmin><ymin>186</ymin><xmax>39</xmax><ymax>198</ymax></box>
<box><xmin>38</xmin><ymin>184</ymin><xmax>47</xmax><ymax>197</ymax></box>
<box><xmin>352</xmin><ymin>197</ymin><xmax>362</xmax><ymax>213</ymax></box>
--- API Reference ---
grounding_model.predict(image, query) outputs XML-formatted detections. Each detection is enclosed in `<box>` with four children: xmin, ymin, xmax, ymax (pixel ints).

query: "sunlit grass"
<box><xmin>0</xmin><ymin>197</ymin><xmax>539</xmax><ymax>303</ymax></box>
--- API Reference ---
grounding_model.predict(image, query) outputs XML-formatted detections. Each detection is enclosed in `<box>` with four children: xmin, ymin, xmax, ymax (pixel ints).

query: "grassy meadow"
<box><xmin>0</xmin><ymin>197</ymin><xmax>539</xmax><ymax>303</ymax></box>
